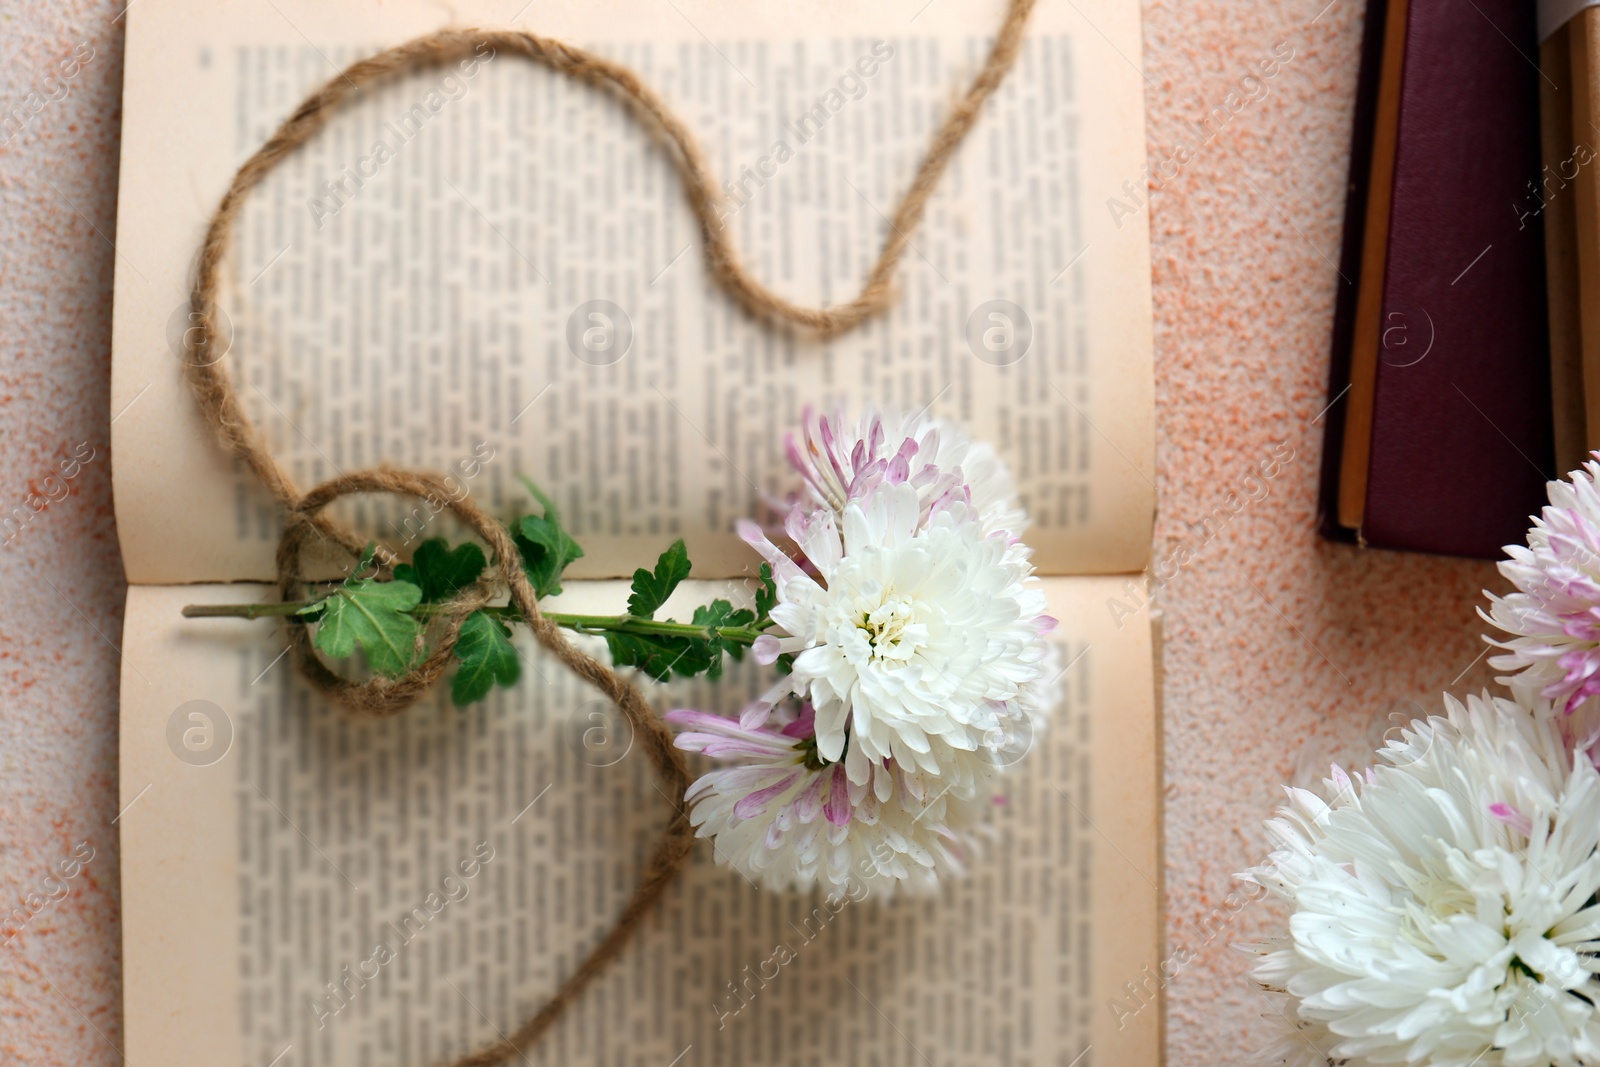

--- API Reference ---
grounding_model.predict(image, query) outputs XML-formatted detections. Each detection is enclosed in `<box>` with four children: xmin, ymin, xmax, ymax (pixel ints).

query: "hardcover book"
<box><xmin>1321</xmin><ymin>0</ymin><xmax>1553</xmax><ymax>559</ymax></box>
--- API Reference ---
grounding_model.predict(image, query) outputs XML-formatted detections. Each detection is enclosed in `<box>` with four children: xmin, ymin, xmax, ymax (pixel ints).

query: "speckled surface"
<box><xmin>0</xmin><ymin>0</ymin><xmax>1519</xmax><ymax>1063</ymax></box>
<box><xmin>1143</xmin><ymin>2</ymin><xmax>1513</xmax><ymax>1061</ymax></box>
<box><xmin>0</xmin><ymin>1</ymin><xmax>127</xmax><ymax>1063</ymax></box>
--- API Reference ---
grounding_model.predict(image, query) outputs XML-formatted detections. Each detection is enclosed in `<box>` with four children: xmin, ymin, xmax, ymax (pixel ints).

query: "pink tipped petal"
<box><xmin>1489</xmin><ymin>802</ymin><xmax>1534</xmax><ymax>837</ymax></box>
<box><xmin>783</xmin><ymin>503</ymin><xmax>810</xmax><ymax>545</ymax></box>
<box><xmin>736</xmin><ymin>518</ymin><xmax>767</xmax><ymax>548</ymax></box>
<box><xmin>823</xmin><ymin>765</ymin><xmax>853</xmax><ymax>826</ymax></box>
<box><xmin>786</xmin><ymin>435</ymin><xmax>825</xmax><ymax>498</ymax></box>
<box><xmin>733</xmin><ymin>773</ymin><xmax>801</xmax><ymax>820</ymax></box>
<box><xmin>780</xmin><ymin>702</ymin><xmax>817</xmax><ymax>739</ymax></box>
<box><xmin>665</xmin><ymin>708</ymin><xmax>741</xmax><ymax>731</ymax></box>
<box><xmin>822</xmin><ymin>418</ymin><xmax>849</xmax><ymax>481</ymax></box>
<box><xmin>752</xmin><ymin>634</ymin><xmax>781</xmax><ymax>665</ymax></box>
<box><xmin>819</xmin><ymin>413</ymin><xmax>836</xmax><ymax>451</ymax></box>
<box><xmin>678</xmin><ymin>731</ymin><xmax>797</xmax><ymax>760</ymax></box>
<box><xmin>795</xmin><ymin>773</ymin><xmax>825</xmax><ymax>822</ymax></box>
<box><xmin>739</xmin><ymin>697</ymin><xmax>777</xmax><ymax>730</ymax></box>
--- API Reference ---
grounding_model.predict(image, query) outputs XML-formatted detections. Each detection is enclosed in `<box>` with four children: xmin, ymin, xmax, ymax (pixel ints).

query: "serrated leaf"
<box><xmin>692</xmin><ymin>600</ymin><xmax>732</xmax><ymax>679</ymax></box>
<box><xmin>311</xmin><ymin>577</ymin><xmax>423</xmax><ymax>679</ymax></box>
<box><xmin>689</xmin><ymin>598</ymin><xmax>756</xmax><ymax>679</ymax></box>
<box><xmin>754</xmin><ymin>562</ymin><xmax>778</xmax><ymax>621</ymax></box>
<box><xmin>393</xmin><ymin>538</ymin><xmax>487</xmax><ymax>603</ymax></box>
<box><xmin>517</xmin><ymin>515</ymin><xmax>585</xmax><ymax>599</ymax></box>
<box><xmin>602</xmin><ymin>633</ymin><xmax>671</xmax><ymax>681</ymax></box>
<box><xmin>510</xmin><ymin>481</ymin><xmax>585</xmax><ymax>600</ymax></box>
<box><xmin>451</xmin><ymin>610</ymin><xmax>520</xmax><ymax>706</ymax></box>
<box><xmin>628</xmin><ymin>539</ymin><xmax>691</xmax><ymax>619</ymax></box>
<box><xmin>604</xmin><ymin>631</ymin><xmax>711</xmax><ymax>682</ymax></box>
<box><xmin>670</xmin><ymin>637</ymin><xmax>715</xmax><ymax>679</ymax></box>
<box><xmin>511</xmin><ymin>477</ymin><xmax>584</xmax><ymax>599</ymax></box>
<box><xmin>692</xmin><ymin>599</ymin><xmax>755</xmax><ymax>630</ymax></box>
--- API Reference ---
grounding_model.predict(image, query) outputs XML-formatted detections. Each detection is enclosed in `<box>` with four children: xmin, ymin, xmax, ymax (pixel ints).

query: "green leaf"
<box><xmin>754</xmin><ymin>562</ymin><xmax>778</xmax><ymax>621</ymax></box>
<box><xmin>628</xmin><ymin>539</ymin><xmax>691</xmax><ymax>619</ymax></box>
<box><xmin>517</xmin><ymin>515</ymin><xmax>585</xmax><ymax>599</ymax></box>
<box><xmin>393</xmin><ymin>538</ymin><xmax>487</xmax><ymax>603</ymax></box>
<box><xmin>604</xmin><ymin>631</ymin><xmax>711</xmax><ymax>682</ymax></box>
<box><xmin>692</xmin><ymin>599</ymin><xmax>756</xmax><ymax>632</ymax></box>
<box><xmin>451</xmin><ymin>610</ymin><xmax>521</xmax><ymax>706</ymax></box>
<box><xmin>691</xmin><ymin>598</ymin><xmax>755</xmax><ymax>679</ymax></box>
<box><xmin>513</xmin><ymin>479</ymin><xmax>584</xmax><ymax>599</ymax></box>
<box><xmin>308</xmin><ymin>577</ymin><xmax>423</xmax><ymax>679</ymax></box>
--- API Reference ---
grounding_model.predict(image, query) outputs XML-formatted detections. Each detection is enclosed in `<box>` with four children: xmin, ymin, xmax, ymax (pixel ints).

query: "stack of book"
<box><xmin>1319</xmin><ymin>0</ymin><xmax>1555</xmax><ymax>559</ymax></box>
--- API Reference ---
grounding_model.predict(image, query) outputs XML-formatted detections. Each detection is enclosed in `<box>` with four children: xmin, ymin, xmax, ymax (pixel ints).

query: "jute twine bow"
<box><xmin>181</xmin><ymin>2</ymin><xmax>1034</xmax><ymax>1062</ymax></box>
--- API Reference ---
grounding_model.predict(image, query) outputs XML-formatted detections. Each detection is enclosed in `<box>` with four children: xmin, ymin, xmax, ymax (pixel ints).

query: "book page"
<box><xmin>108</xmin><ymin>0</ymin><xmax>1154</xmax><ymax>584</ymax></box>
<box><xmin>118</xmin><ymin>575</ymin><xmax>1160</xmax><ymax>1066</ymax></box>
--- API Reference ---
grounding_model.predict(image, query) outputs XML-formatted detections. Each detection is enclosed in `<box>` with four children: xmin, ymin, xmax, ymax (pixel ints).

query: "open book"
<box><xmin>110</xmin><ymin>0</ymin><xmax>1160</xmax><ymax>1063</ymax></box>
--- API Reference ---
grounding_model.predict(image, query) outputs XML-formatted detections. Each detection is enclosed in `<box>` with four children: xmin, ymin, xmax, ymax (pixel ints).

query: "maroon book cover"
<box><xmin>1327</xmin><ymin>0</ymin><xmax>1553</xmax><ymax>559</ymax></box>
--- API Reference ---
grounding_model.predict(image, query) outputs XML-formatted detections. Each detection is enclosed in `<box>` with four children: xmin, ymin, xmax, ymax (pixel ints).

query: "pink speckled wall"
<box><xmin>1143</xmin><ymin>2</ymin><xmax>1510</xmax><ymax>1061</ymax></box>
<box><xmin>0</xmin><ymin>1</ymin><xmax>1515</xmax><ymax>1063</ymax></box>
<box><xmin>0</xmin><ymin>1</ymin><xmax>128</xmax><ymax>1062</ymax></box>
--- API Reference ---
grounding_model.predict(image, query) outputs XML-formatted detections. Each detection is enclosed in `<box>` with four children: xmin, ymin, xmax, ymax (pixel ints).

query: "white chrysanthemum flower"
<box><xmin>1486</xmin><ymin>455</ymin><xmax>1600</xmax><ymax>715</ymax></box>
<box><xmin>786</xmin><ymin>404</ymin><xmax>1027</xmax><ymax>537</ymax></box>
<box><xmin>739</xmin><ymin>480</ymin><xmax>1056</xmax><ymax>786</ymax></box>
<box><xmin>675</xmin><ymin>410</ymin><xmax>1056</xmax><ymax>894</ymax></box>
<box><xmin>1240</xmin><ymin>692</ymin><xmax>1600</xmax><ymax>1067</ymax></box>
<box><xmin>665</xmin><ymin>705</ymin><xmax>996</xmax><ymax>894</ymax></box>
<box><xmin>1250</xmin><ymin>993</ymin><xmax>1344</xmax><ymax>1067</ymax></box>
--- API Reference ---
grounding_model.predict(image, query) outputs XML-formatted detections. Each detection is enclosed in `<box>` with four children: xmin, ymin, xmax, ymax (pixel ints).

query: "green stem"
<box><xmin>181</xmin><ymin>600</ymin><xmax>771</xmax><ymax>646</ymax></box>
<box><xmin>543</xmin><ymin>612</ymin><xmax>769</xmax><ymax>645</ymax></box>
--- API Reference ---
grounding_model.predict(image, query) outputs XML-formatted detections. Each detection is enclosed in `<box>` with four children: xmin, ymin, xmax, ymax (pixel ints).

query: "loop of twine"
<box><xmin>276</xmin><ymin>469</ymin><xmax>501</xmax><ymax>717</ymax></box>
<box><xmin>181</xmin><ymin>3</ymin><xmax>1034</xmax><ymax>1063</ymax></box>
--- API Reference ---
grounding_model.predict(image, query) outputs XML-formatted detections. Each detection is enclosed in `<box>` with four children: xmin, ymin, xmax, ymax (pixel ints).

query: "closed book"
<box><xmin>1321</xmin><ymin>0</ymin><xmax>1554</xmax><ymax>559</ymax></box>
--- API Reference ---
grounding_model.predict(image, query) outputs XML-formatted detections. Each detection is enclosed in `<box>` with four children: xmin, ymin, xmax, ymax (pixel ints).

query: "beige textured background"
<box><xmin>0</xmin><ymin>0</ymin><xmax>1516</xmax><ymax>1062</ymax></box>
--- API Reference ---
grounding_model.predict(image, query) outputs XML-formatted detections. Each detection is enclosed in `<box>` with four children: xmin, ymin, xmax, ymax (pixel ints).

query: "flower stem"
<box><xmin>180</xmin><ymin>600</ymin><xmax>770</xmax><ymax>645</ymax></box>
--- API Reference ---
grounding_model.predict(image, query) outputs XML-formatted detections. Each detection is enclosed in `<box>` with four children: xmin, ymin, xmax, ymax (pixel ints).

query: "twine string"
<box><xmin>181</xmin><ymin>3</ymin><xmax>1035</xmax><ymax>1062</ymax></box>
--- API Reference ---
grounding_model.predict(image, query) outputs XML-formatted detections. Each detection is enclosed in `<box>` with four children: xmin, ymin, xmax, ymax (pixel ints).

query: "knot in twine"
<box><xmin>179</xmin><ymin>3</ymin><xmax>1034</xmax><ymax>1063</ymax></box>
